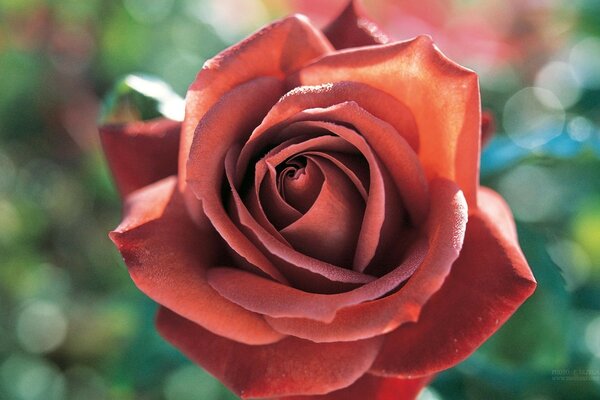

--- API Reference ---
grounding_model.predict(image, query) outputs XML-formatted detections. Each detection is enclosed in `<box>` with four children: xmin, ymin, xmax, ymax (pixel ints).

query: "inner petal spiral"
<box><xmin>277</xmin><ymin>156</ymin><xmax>323</xmax><ymax>213</ymax></box>
<box><xmin>279</xmin><ymin>155</ymin><xmax>366</xmax><ymax>267</ymax></box>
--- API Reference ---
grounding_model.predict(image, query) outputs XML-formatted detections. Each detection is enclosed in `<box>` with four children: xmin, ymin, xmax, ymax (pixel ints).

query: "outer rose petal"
<box><xmin>109</xmin><ymin>177</ymin><xmax>284</xmax><ymax>345</ymax></box>
<box><xmin>293</xmin><ymin>35</ymin><xmax>481</xmax><ymax>206</ymax></box>
<box><xmin>477</xmin><ymin>186</ymin><xmax>517</xmax><ymax>241</ymax></box>
<box><xmin>323</xmin><ymin>0</ymin><xmax>388</xmax><ymax>50</ymax></box>
<box><xmin>179</xmin><ymin>15</ymin><xmax>333</xmax><ymax>221</ymax></box>
<box><xmin>369</xmin><ymin>187</ymin><xmax>536</xmax><ymax>377</ymax></box>
<box><xmin>99</xmin><ymin>118</ymin><xmax>180</xmax><ymax>197</ymax></box>
<box><xmin>187</xmin><ymin>77</ymin><xmax>290</xmax><ymax>283</ymax></box>
<box><xmin>156</xmin><ymin>307</ymin><xmax>383</xmax><ymax>399</ymax></box>
<box><xmin>283</xmin><ymin>374</ymin><xmax>431</xmax><ymax>400</ymax></box>
<box><xmin>206</xmin><ymin>238</ymin><xmax>423</xmax><ymax>323</ymax></box>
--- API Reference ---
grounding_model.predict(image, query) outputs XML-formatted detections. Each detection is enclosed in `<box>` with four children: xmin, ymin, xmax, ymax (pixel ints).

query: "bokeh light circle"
<box><xmin>163</xmin><ymin>365</ymin><xmax>224</xmax><ymax>400</ymax></box>
<box><xmin>570</xmin><ymin>37</ymin><xmax>600</xmax><ymax>89</ymax></box>
<box><xmin>534</xmin><ymin>61</ymin><xmax>582</xmax><ymax>109</ymax></box>
<box><xmin>503</xmin><ymin>87</ymin><xmax>566</xmax><ymax>149</ymax></box>
<box><xmin>567</xmin><ymin>116</ymin><xmax>595</xmax><ymax>142</ymax></box>
<box><xmin>16</xmin><ymin>301</ymin><xmax>68</xmax><ymax>354</ymax></box>
<box><xmin>498</xmin><ymin>164</ymin><xmax>563</xmax><ymax>223</ymax></box>
<box><xmin>1</xmin><ymin>355</ymin><xmax>66</xmax><ymax>400</ymax></box>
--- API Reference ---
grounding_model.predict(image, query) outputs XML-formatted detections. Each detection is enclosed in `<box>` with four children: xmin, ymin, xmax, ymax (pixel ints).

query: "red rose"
<box><xmin>100</xmin><ymin>2</ymin><xmax>535</xmax><ymax>399</ymax></box>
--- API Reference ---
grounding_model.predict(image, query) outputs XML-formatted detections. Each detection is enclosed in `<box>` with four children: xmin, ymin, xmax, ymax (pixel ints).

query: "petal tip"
<box><xmin>407</xmin><ymin>33</ymin><xmax>478</xmax><ymax>81</ymax></box>
<box><xmin>108</xmin><ymin>230</ymin><xmax>121</xmax><ymax>246</ymax></box>
<box><xmin>323</xmin><ymin>0</ymin><xmax>387</xmax><ymax>49</ymax></box>
<box><xmin>519</xmin><ymin>265</ymin><xmax>538</xmax><ymax>296</ymax></box>
<box><xmin>413</xmin><ymin>33</ymin><xmax>434</xmax><ymax>45</ymax></box>
<box><xmin>289</xmin><ymin>12</ymin><xmax>311</xmax><ymax>24</ymax></box>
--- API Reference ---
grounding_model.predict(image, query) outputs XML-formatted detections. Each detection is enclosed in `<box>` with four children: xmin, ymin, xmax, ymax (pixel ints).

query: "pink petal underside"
<box><xmin>109</xmin><ymin>177</ymin><xmax>284</xmax><ymax>345</ymax></box>
<box><xmin>179</xmin><ymin>15</ymin><xmax>333</xmax><ymax>223</ymax></box>
<box><xmin>262</xmin><ymin>179</ymin><xmax>467</xmax><ymax>342</ymax></box>
<box><xmin>323</xmin><ymin>0</ymin><xmax>389</xmax><ymax>50</ymax></box>
<box><xmin>370</xmin><ymin>187</ymin><xmax>535</xmax><ymax>378</ymax></box>
<box><xmin>477</xmin><ymin>186</ymin><xmax>518</xmax><ymax>241</ymax></box>
<box><xmin>99</xmin><ymin>118</ymin><xmax>180</xmax><ymax>197</ymax></box>
<box><xmin>156</xmin><ymin>306</ymin><xmax>383</xmax><ymax>399</ymax></box>
<box><xmin>291</xmin><ymin>36</ymin><xmax>481</xmax><ymax>207</ymax></box>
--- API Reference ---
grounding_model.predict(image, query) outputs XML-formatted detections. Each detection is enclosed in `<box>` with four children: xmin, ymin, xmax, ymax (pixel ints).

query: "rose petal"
<box><xmin>477</xmin><ymin>186</ymin><xmax>517</xmax><ymax>241</ymax></box>
<box><xmin>225</xmin><ymin>117</ymin><xmax>401</xmax><ymax>289</ymax></box>
<box><xmin>255</xmin><ymin>162</ymin><xmax>304</xmax><ymax>230</ymax></box>
<box><xmin>207</xmin><ymin>234</ymin><xmax>427</xmax><ymax>323</ymax></box>
<box><xmin>180</xmin><ymin>15</ymin><xmax>333</xmax><ymax>221</ymax></box>
<box><xmin>246</xmin><ymin>135</ymin><xmax>366</xmax><ymax>242</ymax></box>
<box><xmin>99</xmin><ymin>118</ymin><xmax>180</xmax><ymax>197</ymax></box>
<box><xmin>323</xmin><ymin>0</ymin><xmax>388</xmax><ymax>50</ymax></box>
<box><xmin>306</xmin><ymin>152</ymin><xmax>369</xmax><ymax>201</ymax></box>
<box><xmin>288</xmin><ymin>119</ymin><xmax>410</xmax><ymax>273</ymax></box>
<box><xmin>279</xmin><ymin>157</ymin><xmax>325</xmax><ymax>214</ymax></box>
<box><xmin>241</xmin><ymin>95</ymin><xmax>426</xmax><ymax>222</ymax></box>
<box><xmin>369</xmin><ymin>189</ymin><xmax>536</xmax><ymax>377</ymax></box>
<box><xmin>263</xmin><ymin>179</ymin><xmax>467</xmax><ymax>341</ymax></box>
<box><xmin>293</xmin><ymin>36</ymin><xmax>481</xmax><ymax>206</ymax></box>
<box><xmin>280</xmin><ymin>155</ymin><xmax>365</xmax><ymax>267</ymax></box>
<box><xmin>156</xmin><ymin>306</ymin><xmax>383</xmax><ymax>398</ymax></box>
<box><xmin>242</xmin><ymin>105</ymin><xmax>427</xmax><ymax>271</ymax></box>
<box><xmin>109</xmin><ymin>177</ymin><xmax>284</xmax><ymax>345</ymax></box>
<box><xmin>187</xmin><ymin>77</ymin><xmax>289</xmax><ymax>283</ymax></box>
<box><xmin>232</xmin><ymin>136</ymin><xmax>312</xmax><ymax>245</ymax></box>
<box><xmin>239</xmin><ymin>81</ymin><xmax>419</xmax><ymax>169</ymax></box>
<box><xmin>236</xmin><ymin>134</ymin><xmax>315</xmax><ymax>240</ymax></box>
<box><xmin>282</xmin><ymin>373</ymin><xmax>431</xmax><ymax>400</ymax></box>
<box><xmin>224</xmin><ymin>146</ymin><xmax>375</xmax><ymax>294</ymax></box>
<box><xmin>249</xmin><ymin>128</ymin><xmax>364</xmax><ymax>213</ymax></box>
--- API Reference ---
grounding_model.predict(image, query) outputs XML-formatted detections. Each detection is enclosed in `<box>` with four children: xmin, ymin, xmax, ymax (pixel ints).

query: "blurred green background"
<box><xmin>1</xmin><ymin>0</ymin><xmax>599</xmax><ymax>399</ymax></box>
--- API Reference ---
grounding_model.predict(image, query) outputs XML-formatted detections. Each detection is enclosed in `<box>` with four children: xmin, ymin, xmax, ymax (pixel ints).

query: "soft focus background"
<box><xmin>1</xmin><ymin>0</ymin><xmax>599</xmax><ymax>399</ymax></box>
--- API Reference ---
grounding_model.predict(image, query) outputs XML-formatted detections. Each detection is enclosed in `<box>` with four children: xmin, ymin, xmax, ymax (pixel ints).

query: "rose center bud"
<box><xmin>268</xmin><ymin>151</ymin><xmax>367</xmax><ymax>268</ymax></box>
<box><xmin>277</xmin><ymin>156</ymin><xmax>322</xmax><ymax>213</ymax></box>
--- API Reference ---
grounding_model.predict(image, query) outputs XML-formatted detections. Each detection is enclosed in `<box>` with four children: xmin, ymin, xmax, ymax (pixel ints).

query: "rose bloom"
<box><xmin>100</xmin><ymin>1</ymin><xmax>536</xmax><ymax>399</ymax></box>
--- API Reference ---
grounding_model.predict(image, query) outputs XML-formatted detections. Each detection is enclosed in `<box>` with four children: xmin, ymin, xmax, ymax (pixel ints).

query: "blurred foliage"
<box><xmin>0</xmin><ymin>0</ymin><xmax>599</xmax><ymax>399</ymax></box>
<box><xmin>99</xmin><ymin>74</ymin><xmax>184</xmax><ymax>123</ymax></box>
